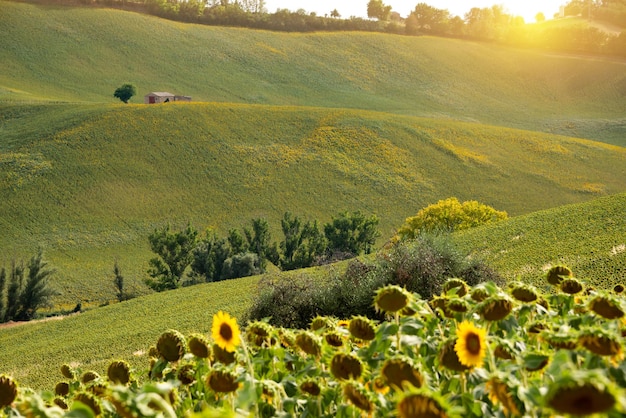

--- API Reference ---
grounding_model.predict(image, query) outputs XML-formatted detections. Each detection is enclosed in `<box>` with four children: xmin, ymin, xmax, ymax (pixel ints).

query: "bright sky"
<box><xmin>263</xmin><ymin>0</ymin><xmax>566</xmax><ymax>23</ymax></box>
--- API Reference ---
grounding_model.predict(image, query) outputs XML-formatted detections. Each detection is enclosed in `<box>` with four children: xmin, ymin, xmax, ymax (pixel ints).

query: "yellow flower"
<box><xmin>454</xmin><ymin>321</ymin><xmax>487</xmax><ymax>368</ymax></box>
<box><xmin>211</xmin><ymin>311</ymin><xmax>241</xmax><ymax>353</ymax></box>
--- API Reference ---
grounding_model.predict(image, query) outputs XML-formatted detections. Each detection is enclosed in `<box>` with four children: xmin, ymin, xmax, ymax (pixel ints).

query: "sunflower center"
<box><xmin>466</xmin><ymin>333</ymin><xmax>481</xmax><ymax>355</ymax></box>
<box><xmin>220</xmin><ymin>323</ymin><xmax>233</xmax><ymax>341</ymax></box>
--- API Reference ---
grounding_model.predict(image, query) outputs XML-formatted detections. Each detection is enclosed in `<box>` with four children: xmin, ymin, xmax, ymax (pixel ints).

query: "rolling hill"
<box><xmin>1</xmin><ymin>1</ymin><xmax>626</xmax><ymax>145</ymax></box>
<box><xmin>0</xmin><ymin>192</ymin><xmax>624</xmax><ymax>391</ymax></box>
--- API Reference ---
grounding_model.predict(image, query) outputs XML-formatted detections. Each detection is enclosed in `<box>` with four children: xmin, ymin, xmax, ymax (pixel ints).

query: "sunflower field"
<box><xmin>2</xmin><ymin>266</ymin><xmax>626</xmax><ymax>417</ymax></box>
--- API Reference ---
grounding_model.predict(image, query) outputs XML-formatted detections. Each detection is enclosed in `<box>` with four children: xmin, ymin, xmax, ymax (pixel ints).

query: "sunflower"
<box><xmin>397</xmin><ymin>390</ymin><xmax>450</xmax><ymax>418</ymax></box>
<box><xmin>442</xmin><ymin>278</ymin><xmax>469</xmax><ymax>297</ymax></box>
<box><xmin>299</xmin><ymin>380</ymin><xmax>321</xmax><ymax>396</ymax></box>
<box><xmin>546</xmin><ymin>265</ymin><xmax>573</xmax><ymax>286</ymax></box>
<box><xmin>381</xmin><ymin>356</ymin><xmax>424</xmax><ymax>390</ymax></box>
<box><xmin>295</xmin><ymin>331</ymin><xmax>322</xmax><ymax>357</ymax></box>
<box><xmin>74</xmin><ymin>392</ymin><xmax>101</xmax><ymax>416</ymax></box>
<box><xmin>454</xmin><ymin>321</ymin><xmax>487</xmax><ymax>368</ymax></box>
<box><xmin>207</xmin><ymin>369</ymin><xmax>239</xmax><ymax>393</ymax></box>
<box><xmin>107</xmin><ymin>360</ymin><xmax>131</xmax><ymax>385</ymax></box>
<box><xmin>477</xmin><ymin>294</ymin><xmax>514</xmax><ymax>321</ymax></box>
<box><xmin>80</xmin><ymin>371</ymin><xmax>100</xmax><ymax>385</ymax></box>
<box><xmin>157</xmin><ymin>330</ymin><xmax>187</xmax><ymax>362</ymax></box>
<box><xmin>510</xmin><ymin>283</ymin><xmax>539</xmax><ymax>303</ymax></box>
<box><xmin>211</xmin><ymin>311</ymin><xmax>241</xmax><ymax>353</ymax></box>
<box><xmin>486</xmin><ymin>375</ymin><xmax>521</xmax><ymax>416</ymax></box>
<box><xmin>330</xmin><ymin>353</ymin><xmax>363</xmax><ymax>380</ymax></box>
<box><xmin>0</xmin><ymin>375</ymin><xmax>17</xmax><ymax>408</ymax></box>
<box><xmin>589</xmin><ymin>294</ymin><xmax>625</xmax><ymax>320</ymax></box>
<box><xmin>60</xmin><ymin>364</ymin><xmax>75</xmax><ymax>380</ymax></box>
<box><xmin>348</xmin><ymin>316</ymin><xmax>377</xmax><ymax>341</ymax></box>
<box><xmin>546</xmin><ymin>370</ymin><xmax>618</xmax><ymax>415</ymax></box>
<box><xmin>188</xmin><ymin>333</ymin><xmax>211</xmax><ymax>358</ymax></box>
<box><xmin>342</xmin><ymin>382</ymin><xmax>375</xmax><ymax>414</ymax></box>
<box><xmin>375</xmin><ymin>285</ymin><xmax>411</xmax><ymax>314</ymax></box>
<box><xmin>578</xmin><ymin>328</ymin><xmax>623</xmax><ymax>357</ymax></box>
<box><xmin>439</xmin><ymin>338</ymin><xmax>471</xmax><ymax>372</ymax></box>
<box><xmin>55</xmin><ymin>381</ymin><xmax>70</xmax><ymax>397</ymax></box>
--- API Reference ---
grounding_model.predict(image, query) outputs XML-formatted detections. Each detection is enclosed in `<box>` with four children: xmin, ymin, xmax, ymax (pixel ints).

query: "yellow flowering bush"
<box><xmin>2</xmin><ymin>269</ymin><xmax>626</xmax><ymax>417</ymax></box>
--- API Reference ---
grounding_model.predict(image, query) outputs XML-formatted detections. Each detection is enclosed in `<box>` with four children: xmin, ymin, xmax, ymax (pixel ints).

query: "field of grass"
<box><xmin>454</xmin><ymin>192</ymin><xmax>626</xmax><ymax>291</ymax></box>
<box><xmin>1</xmin><ymin>1</ymin><xmax>626</xmax><ymax>145</ymax></box>
<box><xmin>1</xmin><ymin>102</ymin><xmax>624</xmax><ymax>306</ymax></box>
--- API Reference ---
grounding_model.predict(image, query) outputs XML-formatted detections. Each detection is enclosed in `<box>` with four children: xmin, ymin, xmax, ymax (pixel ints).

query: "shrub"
<box><xmin>220</xmin><ymin>252</ymin><xmax>261</xmax><ymax>281</ymax></box>
<box><xmin>378</xmin><ymin>235</ymin><xmax>501</xmax><ymax>300</ymax></box>
<box><xmin>396</xmin><ymin>198</ymin><xmax>507</xmax><ymax>240</ymax></box>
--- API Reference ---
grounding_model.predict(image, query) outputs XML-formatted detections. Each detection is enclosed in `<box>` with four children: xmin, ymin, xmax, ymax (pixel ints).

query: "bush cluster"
<box><xmin>147</xmin><ymin>211</ymin><xmax>379</xmax><ymax>292</ymax></box>
<box><xmin>246</xmin><ymin>235</ymin><xmax>501</xmax><ymax>328</ymax></box>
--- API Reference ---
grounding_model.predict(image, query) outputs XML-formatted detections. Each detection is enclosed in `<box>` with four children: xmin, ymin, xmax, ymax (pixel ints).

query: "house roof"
<box><xmin>145</xmin><ymin>92</ymin><xmax>175</xmax><ymax>97</ymax></box>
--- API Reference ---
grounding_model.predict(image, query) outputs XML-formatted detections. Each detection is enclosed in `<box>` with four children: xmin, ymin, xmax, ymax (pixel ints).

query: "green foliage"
<box><xmin>113</xmin><ymin>83</ymin><xmax>136</xmax><ymax>104</ymax></box>
<box><xmin>113</xmin><ymin>261</ymin><xmax>125</xmax><ymax>302</ymax></box>
<box><xmin>379</xmin><ymin>235</ymin><xmax>502</xmax><ymax>300</ymax></box>
<box><xmin>220</xmin><ymin>252</ymin><xmax>261</xmax><ymax>281</ymax></box>
<box><xmin>367</xmin><ymin>0</ymin><xmax>392</xmax><ymax>21</ymax></box>
<box><xmin>247</xmin><ymin>237</ymin><xmax>498</xmax><ymax>328</ymax></box>
<box><xmin>397</xmin><ymin>197</ymin><xmax>508</xmax><ymax>240</ymax></box>
<box><xmin>190</xmin><ymin>232</ymin><xmax>231</xmax><ymax>283</ymax></box>
<box><xmin>243</xmin><ymin>218</ymin><xmax>272</xmax><ymax>271</ymax></box>
<box><xmin>0</xmin><ymin>250</ymin><xmax>56</xmax><ymax>322</ymax></box>
<box><xmin>324</xmin><ymin>211</ymin><xmax>380</xmax><ymax>256</ymax></box>
<box><xmin>278</xmin><ymin>212</ymin><xmax>326</xmax><ymax>271</ymax></box>
<box><xmin>146</xmin><ymin>224</ymin><xmax>198</xmax><ymax>291</ymax></box>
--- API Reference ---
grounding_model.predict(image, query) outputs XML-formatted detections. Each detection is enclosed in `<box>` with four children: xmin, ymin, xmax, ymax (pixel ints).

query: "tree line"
<box><xmin>145</xmin><ymin>211</ymin><xmax>380</xmax><ymax>291</ymax></box>
<box><xmin>28</xmin><ymin>0</ymin><xmax>626</xmax><ymax>58</ymax></box>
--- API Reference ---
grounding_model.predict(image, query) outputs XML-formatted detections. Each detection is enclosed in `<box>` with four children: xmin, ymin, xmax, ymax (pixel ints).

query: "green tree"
<box><xmin>113</xmin><ymin>261</ymin><xmax>124</xmax><ymax>302</ymax></box>
<box><xmin>330</xmin><ymin>8</ymin><xmax>340</xmax><ymax>18</ymax></box>
<box><xmin>367</xmin><ymin>0</ymin><xmax>391</xmax><ymax>21</ymax></box>
<box><xmin>221</xmin><ymin>252</ymin><xmax>261</xmax><ymax>280</ymax></box>
<box><xmin>0</xmin><ymin>268</ymin><xmax>5</xmax><ymax>322</ymax></box>
<box><xmin>227</xmin><ymin>229</ymin><xmax>248</xmax><ymax>255</ymax></box>
<box><xmin>244</xmin><ymin>218</ymin><xmax>273</xmax><ymax>271</ymax></box>
<box><xmin>279</xmin><ymin>212</ymin><xmax>327</xmax><ymax>270</ymax></box>
<box><xmin>324</xmin><ymin>211</ymin><xmax>380</xmax><ymax>256</ymax></box>
<box><xmin>191</xmin><ymin>231</ymin><xmax>231</xmax><ymax>282</ymax></box>
<box><xmin>113</xmin><ymin>83</ymin><xmax>137</xmax><ymax>104</ymax></box>
<box><xmin>15</xmin><ymin>250</ymin><xmax>57</xmax><ymax>321</ymax></box>
<box><xmin>396</xmin><ymin>197</ymin><xmax>507</xmax><ymax>240</ymax></box>
<box><xmin>146</xmin><ymin>223</ymin><xmax>198</xmax><ymax>291</ymax></box>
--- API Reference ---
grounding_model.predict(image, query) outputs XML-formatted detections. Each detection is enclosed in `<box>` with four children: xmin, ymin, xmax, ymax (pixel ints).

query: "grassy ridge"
<box><xmin>454</xmin><ymin>192</ymin><xmax>626</xmax><ymax>290</ymax></box>
<box><xmin>0</xmin><ymin>102</ymin><xmax>624</xmax><ymax>305</ymax></box>
<box><xmin>1</xmin><ymin>1</ymin><xmax>626</xmax><ymax>144</ymax></box>
<box><xmin>1</xmin><ymin>193</ymin><xmax>623</xmax><ymax>391</ymax></box>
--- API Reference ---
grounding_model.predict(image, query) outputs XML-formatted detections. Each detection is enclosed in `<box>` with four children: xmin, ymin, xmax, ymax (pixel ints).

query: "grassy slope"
<box><xmin>1</xmin><ymin>103</ymin><xmax>624</xmax><ymax>305</ymax></box>
<box><xmin>1</xmin><ymin>1</ymin><xmax>626</xmax><ymax>145</ymax></box>
<box><xmin>454</xmin><ymin>192</ymin><xmax>626</xmax><ymax>290</ymax></box>
<box><xmin>1</xmin><ymin>193</ymin><xmax>623</xmax><ymax>391</ymax></box>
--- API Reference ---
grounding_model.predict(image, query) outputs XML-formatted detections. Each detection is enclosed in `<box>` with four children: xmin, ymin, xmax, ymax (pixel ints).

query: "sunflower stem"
<box><xmin>395</xmin><ymin>312</ymin><xmax>401</xmax><ymax>352</ymax></box>
<box><xmin>240</xmin><ymin>338</ymin><xmax>260</xmax><ymax>418</ymax></box>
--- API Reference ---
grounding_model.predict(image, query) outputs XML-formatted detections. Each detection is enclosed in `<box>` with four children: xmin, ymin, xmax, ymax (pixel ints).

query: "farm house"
<box><xmin>144</xmin><ymin>92</ymin><xmax>192</xmax><ymax>104</ymax></box>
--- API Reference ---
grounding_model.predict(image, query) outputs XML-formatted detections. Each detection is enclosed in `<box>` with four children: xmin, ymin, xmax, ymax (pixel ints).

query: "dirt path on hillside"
<box><xmin>0</xmin><ymin>314</ymin><xmax>74</xmax><ymax>330</ymax></box>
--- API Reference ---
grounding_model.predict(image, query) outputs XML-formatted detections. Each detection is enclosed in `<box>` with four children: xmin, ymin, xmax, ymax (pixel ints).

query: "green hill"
<box><xmin>0</xmin><ymin>0</ymin><xmax>625</xmax><ymax>305</ymax></box>
<box><xmin>1</xmin><ymin>102</ymin><xmax>624</xmax><ymax>306</ymax></box>
<box><xmin>1</xmin><ymin>1</ymin><xmax>626</xmax><ymax>145</ymax></box>
<box><xmin>1</xmin><ymin>193</ymin><xmax>624</xmax><ymax>391</ymax></box>
<box><xmin>454</xmin><ymin>192</ymin><xmax>626</xmax><ymax>290</ymax></box>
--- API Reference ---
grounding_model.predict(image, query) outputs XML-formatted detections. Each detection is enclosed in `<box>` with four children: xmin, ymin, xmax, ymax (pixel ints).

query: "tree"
<box><xmin>330</xmin><ymin>9</ymin><xmax>340</xmax><ymax>18</ymax></box>
<box><xmin>113</xmin><ymin>83</ymin><xmax>137</xmax><ymax>104</ymax></box>
<box><xmin>146</xmin><ymin>223</ymin><xmax>198</xmax><ymax>291</ymax></box>
<box><xmin>324</xmin><ymin>211</ymin><xmax>380</xmax><ymax>256</ymax></box>
<box><xmin>0</xmin><ymin>250</ymin><xmax>56</xmax><ymax>323</ymax></box>
<box><xmin>279</xmin><ymin>212</ymin><xmax>327</xmax><ymax>270</ymax></box>
<box><xmin>244</xmin><ymin>218</ymin><xmax>273</xmax><ymax>271</ymax></box>
<box><xmin>367</xmin><ymin>0</ymin><xmax>391</xmax><ymax>21</ymax></box>
<box><xmin>190</xmin><ymin>231</ymin><xmax>231</xmax><ymax>282</ymax></box>
<box><xmin>113</xmin><ymin>261</ymin><xmax>125</xmax><ymax>302</ymax></box>
<box><xmin>396</xmin><ymin>197</ymin><xmax>508</xmax><ymax>240</ymax></box>
<box><xmin>535</xmin><ymin>12</ymin><xmax>546</xmax><ymax>22</ymax></box>
<box><xmin>15</xmin><ymin>250</ymin><xmax>57</xmax><ymax>321</ymax></box>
